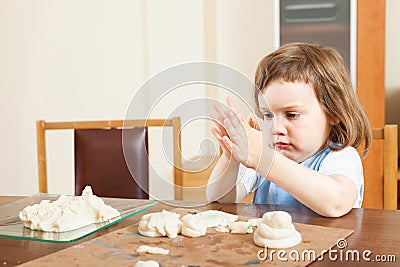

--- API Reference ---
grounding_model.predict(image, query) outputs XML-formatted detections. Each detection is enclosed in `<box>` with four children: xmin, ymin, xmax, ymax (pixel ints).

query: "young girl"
<box><xmin>206</xmin><ymin>42</ymin><xmax>372</xmax><ymax>217</ymax></box>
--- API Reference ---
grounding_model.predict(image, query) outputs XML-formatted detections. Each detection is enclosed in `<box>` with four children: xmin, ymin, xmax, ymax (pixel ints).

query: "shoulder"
<box><xmin>320</xmin><ymin>146</ymin><xmax>363</xmax><ymax>180</ymax></box>
<box><xmin>324</xmin><ymin>146</ymin><xmax>362</xmax><ymax>166</ymax></box>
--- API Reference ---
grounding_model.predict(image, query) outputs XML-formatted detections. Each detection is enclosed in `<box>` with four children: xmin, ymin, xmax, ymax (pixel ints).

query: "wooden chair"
<box><xmin>36</xmin><ymin>118</ymin><xmax>183</xmax><ymax>199</ymax></box>
<box><xmin>368</xmin><ymin>125</ymin><xmax>398</xmax><ymax>210</ymax></box>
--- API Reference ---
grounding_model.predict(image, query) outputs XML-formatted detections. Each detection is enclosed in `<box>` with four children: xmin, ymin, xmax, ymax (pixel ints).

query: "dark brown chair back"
<box><xmin>74</xmin><ymin>127</ymin><xmax>149</xmax><ymax>199</ymax></box>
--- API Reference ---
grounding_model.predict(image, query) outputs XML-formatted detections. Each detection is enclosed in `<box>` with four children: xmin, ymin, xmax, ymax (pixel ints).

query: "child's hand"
<box><xmin>217</xmin><ymin>97</ymin><xmax>264</xmax><ymax>169</ymax></box>
<box><xmin>211</xmin><ymin>97</ymin><xmax>235</xmax><ymax>157</ymax></box>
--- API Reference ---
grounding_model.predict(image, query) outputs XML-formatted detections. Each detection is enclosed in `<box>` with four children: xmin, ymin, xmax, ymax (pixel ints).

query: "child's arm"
<box><xmin>205</xmin><ymin>98</ymin><xmax>248</xmax><ymax>203</ymax></box>
<box><xmin>263</xmin><ymin>153</ymin><xmax>357</xmax><ymax>217</ymax></box>
<box><xmin>222</xmin><ymin>104</ymin><xmax>358</xmax><ymax>217</ymax></box>
<box><xmin>205</xmin><ymin>151</ymin><xmax>247</xmax><ymax>203</ymax></box>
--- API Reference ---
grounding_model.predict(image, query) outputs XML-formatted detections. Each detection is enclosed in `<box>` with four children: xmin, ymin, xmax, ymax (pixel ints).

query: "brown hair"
<box><xmin>254</xmin><ymin>42</ymin><xmax>372</xmax><ymax>157</ymax></box>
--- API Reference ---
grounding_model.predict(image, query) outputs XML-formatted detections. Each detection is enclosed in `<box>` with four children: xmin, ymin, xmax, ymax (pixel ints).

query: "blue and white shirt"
<box><xmin>238</xmin><ymin>146</ymin><xmax>364</xmax><ymax>208</ymax></box>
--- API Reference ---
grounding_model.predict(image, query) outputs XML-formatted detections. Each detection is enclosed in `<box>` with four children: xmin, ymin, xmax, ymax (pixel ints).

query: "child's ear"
<box><xmin>329</xmin><ymin>116</ymin><xmax>340</xmax><ymax>125</ymax></box>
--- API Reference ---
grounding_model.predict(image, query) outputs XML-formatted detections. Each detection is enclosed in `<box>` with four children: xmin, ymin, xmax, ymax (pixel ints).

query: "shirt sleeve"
<box><xmin>237</xmin><ymin>164</ymin><xmax>258</xmax><ymax>194</ymax></box>
<box><xmin>319</xmin><ymin>146</ymin><xmax>364</xmax><ymax>208</ymax></box>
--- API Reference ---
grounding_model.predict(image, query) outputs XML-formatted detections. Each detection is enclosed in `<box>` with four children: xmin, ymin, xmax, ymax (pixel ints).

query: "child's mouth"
<box><xmin>275</xmin><ymin>142</ymin><xmax>290</xmax><ymax>149</ymax></box>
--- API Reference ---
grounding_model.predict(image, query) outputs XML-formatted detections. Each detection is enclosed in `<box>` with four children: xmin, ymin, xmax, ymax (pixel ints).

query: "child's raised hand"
<box><xmin>217</xmin><ymin>97</ymin><xmax>264</xmax><ymax>169</ymax></box>
<box><xmin>211</xmin><ymin>98</ymin><xmax>235</xmax><ymax>157</ymax></box>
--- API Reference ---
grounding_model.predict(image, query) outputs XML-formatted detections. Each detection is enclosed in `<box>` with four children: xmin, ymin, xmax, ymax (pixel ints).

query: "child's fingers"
<box><xmin>226</xmin><ymin>110</ymin><xmax>240</xmax><ymax>128</ymax></box>
<box><xmin>210</xmin><ymin>127</ymin><xmax>223</xmax><ymax>140</ymax></box>
<box><xmin>248</xmin><ymin>113</ymin><xmax>260</xmax><ymax>131</ymax></box>
<box><xmin>222</xmin><ymin>136</ymin><xmax>233</xmax><ymax>152</ymax></box>
<box><xmin>213</xmin><ymin>102</ymin><xmax>229</xmax><ymax>120</ymax></box>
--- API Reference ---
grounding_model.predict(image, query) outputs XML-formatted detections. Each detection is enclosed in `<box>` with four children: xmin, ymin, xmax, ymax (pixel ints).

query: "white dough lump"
<box><xmin>138</xmin><ymin>210</ymin><xmax>182</xmax><ymax>238</ymax></box>
<box><xmin>180</xmin><ymin>214</ymin><xmax>208</xmax><ymax>237</ymax></box>
<box><xmin>19</xmin><ymin>186</ymin><xmax>120</xmax><ymax>232</ymax></box>
<box><xmin>253</xmin><ymin>211</ymin><xmax>302</xmax><ymax>248</ymax></box>
<box><xmin>183</xmin><ymin>210</ymin><xmax>238</xmax><ymax>228</ymax></box>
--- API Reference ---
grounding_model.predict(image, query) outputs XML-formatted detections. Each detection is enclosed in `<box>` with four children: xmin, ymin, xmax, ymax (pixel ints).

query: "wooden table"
<box><xmin>0</xmin><ymin>197</ymin><xmax>399</xmax><ymax>266</ymax></box>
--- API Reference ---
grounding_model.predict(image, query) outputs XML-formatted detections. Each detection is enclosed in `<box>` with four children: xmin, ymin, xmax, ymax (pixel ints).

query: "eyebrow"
<box><xmin>259</xmin><ymin>103</ymin><xmax>308</xmax><ymax>113</ymax></box>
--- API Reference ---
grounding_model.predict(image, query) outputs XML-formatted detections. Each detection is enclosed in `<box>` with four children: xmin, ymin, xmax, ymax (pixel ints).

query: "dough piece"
<box><xmin>138</xmin><ymin>210</ymin><xmax>182</xmax><ymax>238</ymax></box>
<box><xmin>136</xmin><ymin>245</ymin><xmax>169</xmax><ymax>255</ymax></box>
<box><xmin>19</xmin><ymin>186</ymin><xmax>120</xmax><ymax>232</ymax></box>
<box><xmin>182</xmin><ymin>210</ymin><xmax>238</xmax><ymax>228</ymax></box>
<box><xmin>134</xmin><ymin>260</ymin><xmax>159</xmax><ymax>267</ymax></box>
<box><xmin>247</xmin><ymin>218</ymin><xmax>261</xmax><ymax>227</ymax></box>
<box><xmin>215</xmin><ymin>225</ymin><xmax>230</xmax><ymax>233</ymax></box>
<box><xmin>228</xmin><ymin>221</ymin><xmax>253</xmax><ymax>234</ymax></box>
<box><xmin>253</xmin><ymin>211</ymin><xmax>302</xmax><ymax>248</ymax></box>
<box><xmin>181</xmin><ymin>214</ymin><xmax>208</xmax><ymax>237</ymax></box>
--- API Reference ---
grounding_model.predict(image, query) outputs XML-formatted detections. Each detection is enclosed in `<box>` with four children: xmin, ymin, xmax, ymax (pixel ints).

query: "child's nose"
<box><xmin>272</xmin><ymin>118</ymin><xmax>287</xmax><ymax>135</ymax></box>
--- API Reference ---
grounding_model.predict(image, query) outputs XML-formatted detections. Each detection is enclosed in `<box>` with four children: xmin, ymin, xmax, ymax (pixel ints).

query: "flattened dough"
<box><xmin>182</xmin><ymin>210</ymin><xmax>238</xmax><ymax>228</ymax></box>
<box><xmin>138</xmin><ymin>210</ymin><xmax>182</xmax><ymax>238</ymax></box>
<box><xmin>181</xmin><ymin>214</ymin><xmax>208</xmax><ymax>237</ymax></box>
<box><xmin>228</xmin><ymin>221</ymin><xmax>253</xmax><ymax>234</ymax></box>
<box><xmin>136</xmin><ymin>245</ymin><xmax>169</xmax><ymax>255</ymax></box>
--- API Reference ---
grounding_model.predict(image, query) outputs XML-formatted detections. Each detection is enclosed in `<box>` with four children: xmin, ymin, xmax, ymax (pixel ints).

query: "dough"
<box><xmin>253</xmin><ymin>211</ymin><xmax>302</xmax><ymax>248</ymax></box>
<box><xmin>247</xmin><ymin>218</ymin><xmax>261</xmax><ymax>227</ymax></box>
<box><xmin>215</xmin><ymin>225</ymin><xmax>230</xmax><ymax>233</ymax></box>
<box><xmin>134</xmin><ymin>260</ymin><xmax>159</xmax><ymax>267</ymax></box>
<box><xmin>19</xmin><ymin>186</ymin><xmax>120</xmax><ymax>232</ymax></box>
<box><xmin>136</xmin><ymin>245</ymin><xmax>169</xmax><ymax>255</ymax></box>
<box><xmin>181</xmin><ymin>214</ymin><xmax>208</xmax><ymax>237</ymax></box>
<box><xmin>138</xmin><ymin>210</ymin><xmax>182</xmax><ymax>238</ymax></box>
<box><xmin>182</xmin><ymin>210</ymin><xmax>238</xmax><ymax>228</ymax></box>
<box><xmin>228</xmin><ymin>221</ymin><xmax>253</xmax><ymax>234</ymax></box>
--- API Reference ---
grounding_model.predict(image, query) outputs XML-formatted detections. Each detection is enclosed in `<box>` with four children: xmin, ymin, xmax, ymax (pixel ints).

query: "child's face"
<box><xmin>258</xmin><ymin>80</ymin><xmax>331</xmax><ymax>163</ymax></box>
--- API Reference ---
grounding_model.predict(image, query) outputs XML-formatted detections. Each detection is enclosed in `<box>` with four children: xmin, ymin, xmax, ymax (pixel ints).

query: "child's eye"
<box><xmin>286</xmin><ymin>112</ymin><xmax>300</xmax><ymax>119</ymax></box>
<box><xmin>263</xmin><ymin>112</ymin><xmax>274</xmax><ymax>120</ymax></box>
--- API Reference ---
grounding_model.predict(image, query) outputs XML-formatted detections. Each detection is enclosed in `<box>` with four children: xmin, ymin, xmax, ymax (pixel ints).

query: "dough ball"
<box><xmin>262</xmin><ymin>211</ymin><xmax>292</xmax><ymax>229</ymax></box>
<box><xmin>253</xmin><ymin>211</ymin><xmax>302</xmax><ymax>248</ymax></box>
<box><xmin>254</xmin><ymin>230</ymin><xmax>302</xmax><ymax>248</ymax></box>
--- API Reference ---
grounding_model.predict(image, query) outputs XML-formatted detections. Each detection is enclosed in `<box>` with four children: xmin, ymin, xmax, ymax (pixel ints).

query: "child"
<box><xmin>206</xmin><ymin>42</ymin><xmax>372</xmax><ymax>217</ymax></box>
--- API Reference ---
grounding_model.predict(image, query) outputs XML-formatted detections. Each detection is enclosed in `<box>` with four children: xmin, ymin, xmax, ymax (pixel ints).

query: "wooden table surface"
<box><xmin>0</xmin><ymin>196</ymin><xmax>399</xmax><ymax>266</ymax></box>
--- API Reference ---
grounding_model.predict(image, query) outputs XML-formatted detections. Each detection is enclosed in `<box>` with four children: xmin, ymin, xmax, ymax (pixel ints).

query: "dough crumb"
<box><xmin>136</xmin><ymin>245</ymin><xmax>169</xmax><ymax>255</ymax></box>
<box><xmin>134</xmin><ymin>260</ymin><xmax>160</xmax><ymax>267</ymax></box>
<box><xmin>228</xmin><ymin>221</ymin><xmax>253</xmax><ymax>234</ymax></box>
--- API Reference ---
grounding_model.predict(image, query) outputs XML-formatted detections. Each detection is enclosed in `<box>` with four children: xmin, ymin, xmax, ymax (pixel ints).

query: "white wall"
<box><xmin>0</xmin><ymin>0</ymin><xmax>275</xmax><ymax>196</ymax></box>
<box><xmin>385</xmin><ymin>0</ymin><xmax>400</xmax><ymax>158</ymax></box>
<box><xmin>0</xmin><ymin>0</ymin><xmax>147</xmax><ymax>195</ymax></box>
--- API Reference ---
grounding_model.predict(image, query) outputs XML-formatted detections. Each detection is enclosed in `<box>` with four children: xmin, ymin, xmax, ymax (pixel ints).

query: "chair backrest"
<box><xmin>74</xmin><ymin>127</ymin><xmax>148</xmax><ymax>199</ymax></box>
<box><xmin>367</xmin><ymin>124</ymin><xmax>398</xmax><ymax>210</ymax></box>
<box><xmin>36</xmin><ymin>118</ymin><xmax>183</xmax><ymax>199</ymax></box>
